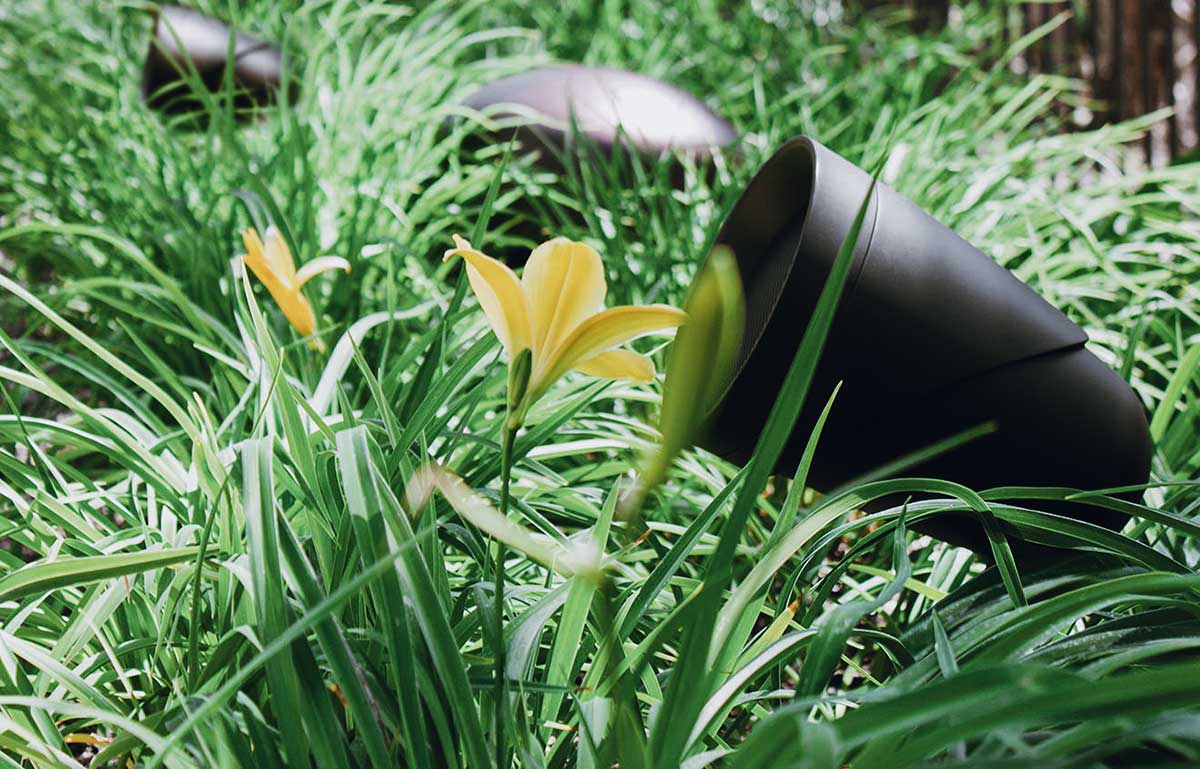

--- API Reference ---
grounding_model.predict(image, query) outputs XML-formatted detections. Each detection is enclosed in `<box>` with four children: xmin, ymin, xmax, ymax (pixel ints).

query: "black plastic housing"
<box><xmin>462</xmin><ymin>65</ymin><xmax>737</xmax><ymax>164</ymax></box>
<box><xmin>458</xmin><ymin>64</ymin><xmax>738</xmax><ymax>260</ymax></box>
<box><xmin>703</xmin><ymin>137</ymin><xmax>1153</xmax><ymax>552</ymax></box>
<box><xmin>142</xmin><ymin>6</ymin><xmax>289</xmax><ymax>119</ymax></box>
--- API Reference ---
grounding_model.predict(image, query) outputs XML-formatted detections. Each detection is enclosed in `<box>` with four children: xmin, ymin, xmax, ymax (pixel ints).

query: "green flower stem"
<box><xmin>494</xmin><ymin>414</ymin><xmax>517</xmax><ymax>768</ymax></box>
<box><xmin>496</xmin><ymin>347</ymin><xmax>530</xmax><ymax>767</ymax></box>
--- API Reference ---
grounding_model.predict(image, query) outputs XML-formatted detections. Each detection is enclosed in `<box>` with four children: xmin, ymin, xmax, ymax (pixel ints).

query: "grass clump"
<box><xmin>1</xmin><ymin>1</ymin><xmax>1199</xmax><ymax>767</ymax></box>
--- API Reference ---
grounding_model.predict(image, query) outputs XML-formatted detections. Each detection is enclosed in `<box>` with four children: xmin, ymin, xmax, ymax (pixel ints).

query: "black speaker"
<box><xmin>703</xmin><ymin>137</ymin><xmax>1152</xmax><ymax>552</ymax></box>
<box><xmin>142</xmin><ymin>6</ymin><xmax>289</xmax><ymax>119</ymax></box>
<box><xmin>462</xmin><ymin>65</ymin><xmax>736</xmax><ymax>165</ymax></box>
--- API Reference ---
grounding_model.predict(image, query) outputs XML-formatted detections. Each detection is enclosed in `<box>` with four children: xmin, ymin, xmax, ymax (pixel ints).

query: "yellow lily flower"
<box><xmin>444</xmin><ymin>234</ymin><xmax>686</xmax><ymax>424</ymax></box>
<box><xmin>240</xmin><ymin>226</ymin><xmax>350</xmax><ymax>351</ymax></box>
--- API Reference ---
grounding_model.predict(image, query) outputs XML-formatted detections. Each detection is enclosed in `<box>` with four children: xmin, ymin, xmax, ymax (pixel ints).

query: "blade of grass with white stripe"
<box><xmin>649</xmin><ymin>173</ymin><xmax>879</xmax><ymax>766</ymax></box>
<box><xmin>336</xmin><ymin>425</ymin><xmax>493</xmax><ymax>769</ymax></box>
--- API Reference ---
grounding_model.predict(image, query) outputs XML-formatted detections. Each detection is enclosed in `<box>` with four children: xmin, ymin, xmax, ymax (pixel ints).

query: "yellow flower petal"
<box><xmin>444</xmin><ymin>235</ymin><xmax>532</xmax><ymax>355</ymax></box>
<box><xmin>244</xmin><ymin>253</ymin><xmax>318</xmax><ymax>338</ymax></box>
<box><xmin>263</xmin><ymin>226</ymin><xmax>297</xmax><ymax>283</ymax></box>
<box><xmin>573</xmin><ymin>349</ymin><xmax>656</xmax><ymax>382</ymax></box>
<box><xmin>533</xmin><ymin>304</ymin><xmax>686</xmax><ymax>395</ymax></box>
<box><xmin>242</xmin><ymin>227</ymin><xmax>268</xmax><ymax>267</ymax></box>
<box><xmin>522</xmin><ymin>237</ymin><xmax>606</xmax><ymax>357</ymax></box>
<box><xmin>296</xmin><ymin>256</ymin><xmax>352</xmax><ymax>288</ymax></box>
<box><xmin>242</xmin><ymin>229</ymin><xmax>290</xmax><ymax>303</ymax></box>
<box><xmin>242</xmin><ymin>227</ymin><xmax>317</xmax><ymax>340</ymax></box>
<box><xmin>277</xmin><ymin>293</ymin><xmax>318</xmax><ymax>339</ymax></box>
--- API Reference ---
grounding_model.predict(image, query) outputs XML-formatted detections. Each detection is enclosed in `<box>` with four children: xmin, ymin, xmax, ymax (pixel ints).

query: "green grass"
<box><xmin>1</xmin><ymin>0</ymin><xmax>1200</xmax><ymax>767</ymax></box>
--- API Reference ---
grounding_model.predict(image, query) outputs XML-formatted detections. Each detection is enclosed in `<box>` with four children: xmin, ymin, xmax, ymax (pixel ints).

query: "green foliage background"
<box><xmin>0</xmin><ymin>1</ymin><xmax>1199</xmax><ymax>767</ymax></box>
